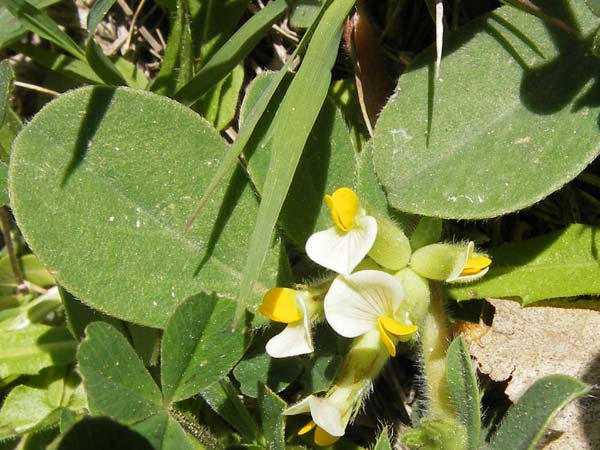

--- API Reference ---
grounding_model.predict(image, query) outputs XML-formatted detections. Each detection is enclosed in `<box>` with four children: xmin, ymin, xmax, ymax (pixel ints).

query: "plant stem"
<box><xmin>421</xmin><ymin>281</ymin><xmax>455</xmax><ymax>420</ymax></box>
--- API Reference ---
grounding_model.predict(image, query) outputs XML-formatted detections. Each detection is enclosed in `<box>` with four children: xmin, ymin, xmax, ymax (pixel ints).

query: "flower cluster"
<box><xmin>256</xmin><ymin>187</ymin><xmax>491</xmax><ymax>446</ymax></box>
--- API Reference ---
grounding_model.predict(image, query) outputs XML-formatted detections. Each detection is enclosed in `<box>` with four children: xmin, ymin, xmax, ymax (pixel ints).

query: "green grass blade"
<box><xmin>234</xmin><ymin>0</ymin><xmax>356</xmax><ymax>324</ymax></box>
<box><xmin>0</xmin><ymin>60</ymin><xmax>14</xmax><ymax>128</ymax></box>
<box><xmin>173</xmin><ymin>0</ymin><xmax>289</xmax><ymax>106</ymax></box>
<box><xmin>151</xmin><ymin>0</ymin><xmax>193</xmax><ymax>96</ymax></box>
<box><xmin>489</xmin><ymin>375</ymin><xmax>588</xmax><ymax>450</ymax></box>
<box><xmin>9</xmin><ymin>42</ymin><xmax>103</xmax><ymax>84</ymax></box>
<box><xmin>0</xmin><ymin>0</ymin><xmax>85</xmax><ymax>60</ymax></box>
<box><xmin>85</xmin><ymin>39</ymin><xmax>127</xmax><ymax>86</ymax></box>
<box><xmin>87</xmin><ymin>0</ymin><xmax>116</xmax><ymax>35</ymax></box>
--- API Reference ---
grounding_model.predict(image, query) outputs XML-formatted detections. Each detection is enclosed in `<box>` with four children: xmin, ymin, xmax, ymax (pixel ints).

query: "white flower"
<box><xmin>257</xmin><ymin>288</ymin><xmax>314</xmax><ymax>358</ymax></box>
<box><xmin>446</xmin><ymin>241</ymin><xmax>491</xmax><ymax>283</ymax></box>
<box><xmin>305</xmin><ymin>187</ymin><xmax>377</xmax><ymax>275</ymax></box>
<box><xmin>284</xmin><ymin>395</ymin><xmax>345</xmax><ymax>446</ymax></box>
<box><xmin>324</xmin><ymin>270</ymin><xmax>418</xmax><ymax>357</ymax></box>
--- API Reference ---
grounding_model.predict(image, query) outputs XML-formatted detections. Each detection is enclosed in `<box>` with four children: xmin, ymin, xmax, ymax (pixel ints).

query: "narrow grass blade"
<box><xmin>490</xmin><ymin>375</ymin><xmax>588</xmax><ymax>450</ymax></box>
<box><xmin>9</xmin><ymin>43</ymin><xmax>103</xmax><ymax>84</ymax></box>
<box><xmin>0</xmin><ymin>60</ymin><xmax>14</xmax><ymax>127</ymax></box>
<box><xmin>173</xmin><ymin>0</ymin><xmax>289</xmax><ymax>106</ymax></box>
<box><xmin>151</xmin><ymin>0</ymin><xmax>193</xmax><ymax>96</ymax></box>
<box><xmin>87</xmin><ymin>0</ymin><xmax>116</xmax><ymax>35</ymax></box>
<box><xmin>85</xmin><ymin>39</ymin><xmax>127</xmax><ymax>86</ymax></box>
<box><xmin>0</xmin><ymin>0</ymin><xmax>85</xmax><ymax>60</ymax></box>
<box><xmin>234</xmin><ymin>0</ymin><xmax>356</xmax><ymax>324</ymax></box>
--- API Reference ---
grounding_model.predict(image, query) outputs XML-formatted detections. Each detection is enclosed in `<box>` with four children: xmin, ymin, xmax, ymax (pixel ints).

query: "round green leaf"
<box><xmin>373</xmin><ymin>4</ymin><xmax>600</xmax><ymax>219</ymax></box>
<box><xmin>9</xmin><ymin>86</ymin><xmax>281</xmax><ymax>328</ymax></box>
<box><xmin>161</xmin><ymin>294</ymin><xmax>246</xmax><ymax>403</ymax></box>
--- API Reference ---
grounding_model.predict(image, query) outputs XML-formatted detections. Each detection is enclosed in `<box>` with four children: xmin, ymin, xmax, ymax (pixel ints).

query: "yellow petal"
<box><xmin>314</xmin><ymin>426</ymin><xmax>340</xmax><ymax>447</ymax></box>
<box><xmin>324</xmin><ymin>187</ymin><xmax>359</xmax><ymax>231</ymax></box>
<box><xmin>461</xmin><ymin>256</ymin><xmax>492</xmax><ymax>276</ymax></box>
<box><xmin>258</xmin><ymin>288</ymin><xmax>302</xmax><ymax>323</ymax></box>
<box><xmin>298</xmin><ymin>420</ymin><xmax>316</xmax><ymax>435</ymax></box>
<box><xmin>380</xmin><ymin>316</ymin><xmax>419</xmax><ymax>337</ymax></box>
<box><xmin>377</xmin><ymin>317</ymin><xmax>397</xmax><ymax>357</ymax></box>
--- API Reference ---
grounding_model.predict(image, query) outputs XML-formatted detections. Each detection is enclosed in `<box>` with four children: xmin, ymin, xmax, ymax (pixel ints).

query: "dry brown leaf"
<box><xmin>466</xmin><ymin>298</ymin><xmax>600</xmax><ymax>449</ymax></box>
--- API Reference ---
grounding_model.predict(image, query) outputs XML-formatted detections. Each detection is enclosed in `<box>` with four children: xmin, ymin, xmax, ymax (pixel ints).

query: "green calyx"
<box><xmin>409</xmin><ymin>243</ymin><xmax>465</xmax><ymax>281</ymax></box>
<box><xmin>368</xmin><ymin>211</ymin><xmax>411</xmax><ymax>271</ymax></box>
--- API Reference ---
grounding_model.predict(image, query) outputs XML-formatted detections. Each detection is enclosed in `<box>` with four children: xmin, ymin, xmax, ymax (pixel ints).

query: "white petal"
<box><xmin>283</xmin><ymin>396</ymin><xmax>313</xmax><ymax>415</ymax></box>
<box><xmin>305</xmin><ymin>216</ymin><xmax>377</xmax><ymax>275</ymax></box>
<box><xmin>309</xmin><ymin>396</ymin><xmax>346</xmax><ymax>437</ymax></box>
<box><xmin>265</xmin><ymin>293</ymin><xmax>313</xmax><ymax>358</ymax></box>
<box><xmin>446</xmin><ymin>241</ymin><xmax>473</xmax><ymax>282</ymax></box>
<box><xmin>324</xmin><ymin>270</ymin><xmax>404</xmax><ymax>338</ymax></box>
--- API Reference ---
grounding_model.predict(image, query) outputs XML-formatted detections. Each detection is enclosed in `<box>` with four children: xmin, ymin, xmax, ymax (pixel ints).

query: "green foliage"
<box><xmin>0</xmin><ymin>0</ymin><xmax>85</xmax><ymax>60</ymax></box>
<box><xmin>257</xmin><ymin>385</ymin><xmax>286</xmax><ymax>450</ymax></box>
<box><xmin>2</xmin><ymin>0</ymin><xmax>599</xmax><ymax>448</ymax></box>
<box><xmin>174</xmin><ymin>0</ymin><xmax>288</xmax><ymax>106</ymax></box>
<box><xmin>78</xmin><ymin>322</ymin><xmax>163</xmax><ymax>423</ymax></box>
<box><xmin>56</xmin><ymin>417</ymin><xmax>154</xmax><ymax>450</ymax></box>
<box><xmin>161</xmin><ymin>294</ymin><xmax>246</xmax><ymax>403</ymax></box>
<box><xmin>0</xmin><ymin>368</ymin><xmax>84</xmax><ymax>439</ymax></box>
<box><xmin>0</xmin><ymin>0</ymin><xmax>60</xmax><ymax>48</ymax></box>
<box><xmin>195</xmin><ymin>64</ymin><xmax>244</xmax><ymax>131</ymax></box>
<box><xmin>237</xmin><ymin>0</ymin><xmax>357</xmax><ymax>323</ymax></box>
<box><xmin>200</xmin><ymin>379</ymin><xmax>260</xmax><ymax>441</ymax></box>
<box><xmin>0</xmin><ymin>325</ymin><xmax>75</xmax><ymax>378</ymax></box>
<box><xmin>9</xmin><ymin>86</ymin><xmax>282</xmax><ymax>328</ymax></box>
<box><xmin>151</xmin><ymin>0</ymin><xmax>193</xmax><ymax>97</ymax></box>
<box><xmin>449</xmin><ymin>224</ymin><xmax>600</xmax><ymax>304</ymax></box>
<box><xmin>373</xmin><ymin>2</ymin><xmax>600</xmax><ymax>219</ymax></box>
<box><xmin>372</xmin><ymin>428</ymin><xmax>393</xmax><ymax>450</ymax></box>
<box><xmin>446</xmin><ymin>337</ymin><xmax>481</xmax><ymax>450</ymax></box>
<box><xmin>0</xmin><ymin>60</ymin><xmax>13</xmax><ymax>127</ymax></box>
<box><xmin>243</xmin><ymin>72</ymin><xmax>356</xmax><ymax>247</ymax></box>
<box><xmin>489</xmin><ymin>375</ymin><xmax>589</xmax><ymax>450</ymax></box>
<box><xmin>233</xmin><ymin>352</ymin><xmax>301</xmax><ymax>398</ymax></box>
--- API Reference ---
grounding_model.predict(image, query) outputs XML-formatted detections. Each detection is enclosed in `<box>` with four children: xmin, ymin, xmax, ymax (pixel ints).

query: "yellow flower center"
<box><xmin>258</xmin><ymin>288</ymin><xmax>302</xmax><ymax>323</ymax></box>
<box><xmin>298</xmin><ymin>421</ymin><xmax>339</xmax><ymax>447</ymax></box>
<box><xmin>461</xmin><ymin>255</ymin><xmax>492</xmax><ymax>276</ymax></box>
<box><xmin>377</xmin><ymin>316</ymin><xmax>419</xmax><ymax>357</ymax></box>
<box><xmin>324</xmin><ymin>187</ymin><xmax>360</xmax><ymax>232</ymax></box>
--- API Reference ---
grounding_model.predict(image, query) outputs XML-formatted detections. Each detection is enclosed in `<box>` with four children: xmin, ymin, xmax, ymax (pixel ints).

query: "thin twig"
<box><xmin>124</xmin><ymin>0</ymin><xmax>146</xmax><ymax>52</ymax></box>
<box><xmin>13</xmin><ymin>81</ymin><xmax>60</xmax><ymax>97</ymax></box>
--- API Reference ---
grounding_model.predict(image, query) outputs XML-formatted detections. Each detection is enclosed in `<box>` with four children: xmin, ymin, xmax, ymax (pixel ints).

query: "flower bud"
<box><xmin>409</xmin><ymin>241</ymin><xmax>491</xmax><ymax>283</ymax></box>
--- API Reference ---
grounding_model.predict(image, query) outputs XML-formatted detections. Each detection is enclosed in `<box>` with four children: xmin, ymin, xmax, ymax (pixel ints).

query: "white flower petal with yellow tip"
<box><xmin>324</xmin><ymin>270</ymin><xmax>418</xmax><ymax>356</ymax></box>
<box><xmin>258</xmin><ymin>288</ymin><xmax>313</xmax><ymax>358</ymax></box>
<box><xmin>308</xmin><ymin>396</ymin><xmax>345</xmax><ymax>437</ymax></box>
<box><xmin>325</xmin><ymin>270</ymin><xmax>404</xmax><ymax>337</ymax></box>
<box><xmin>305</xmin><ymin>187</ymin><xmax>377</xmax><ymax>275</ymax></box>
<box><xmin>284</xmin><ymin>395</ymin><xmax>345</xmax><ymax>439</ymax></box>
<box><xmin>446</xmin><ymin>241</ymin><xmax>492</xmax><ymax>283</ymax></box>
<box><xmin>305</xmin><ymin>215</ymin><xmax>377</xmax><ymax>275</ymax></box>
